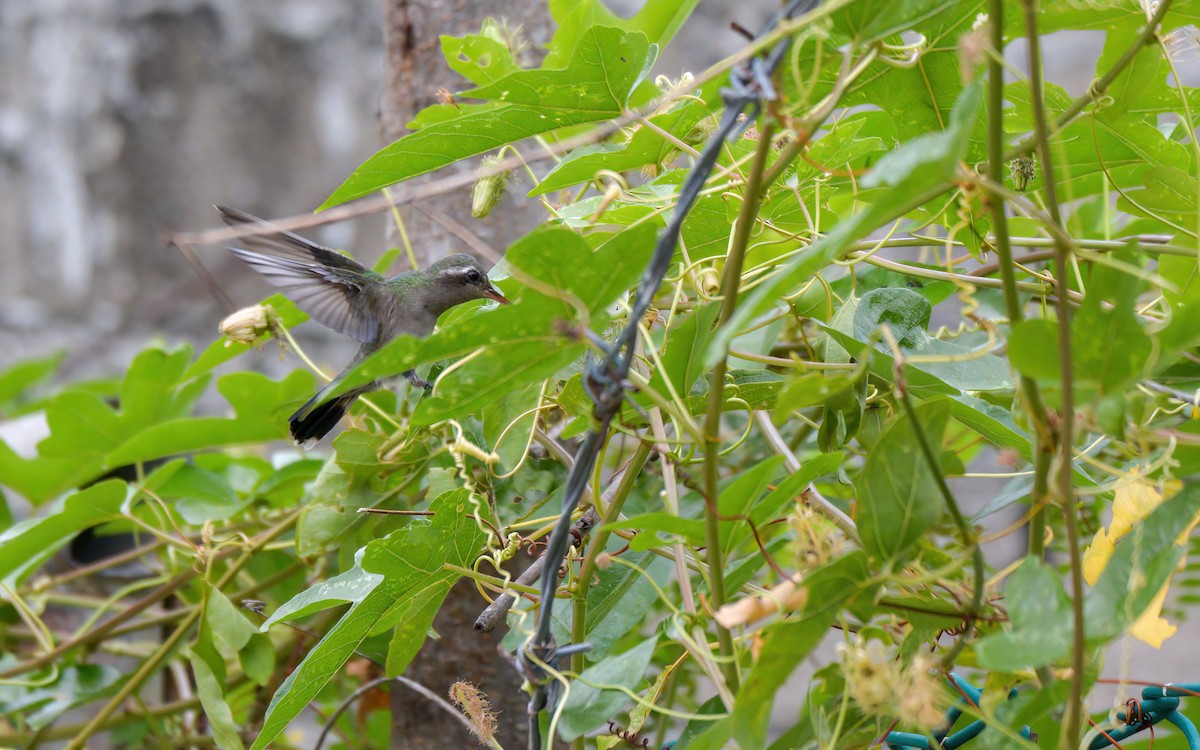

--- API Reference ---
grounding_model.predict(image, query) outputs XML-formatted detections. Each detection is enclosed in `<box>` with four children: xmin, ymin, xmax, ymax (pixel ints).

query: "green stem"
<box><xmin>1019</xmin><ymin>3</ymin><xmax>1086</xmax><ymax>746</ymax></box>
<box><xmin>571</xmin><ymin>442</ymin><xmax>653</xmax><ymax>705</ymax></box>
<box><xmin>0</xmin><ymin>570</ymin><xmax>199</xmax><ymax>680</ymax></box>
<box><xmin>985</xmin><ymin>0</ymin><xmax>1055</xmax><ymax>561</ymax></box>
<box><xmin>60</xmin><ymin>509</ymin><xmax>302</xmax><ymax>750</ymax></box>
<box><xmin>0</xmin><ymin>696</ymin><xmax>206</xmax><ymax>745</ymax></box>
<box><xmin>894</xmin><ymin>380</ymin><xmax>983</xmax><ymax>669</ymax></box>
<box><xmin>703</xmin><ymin>123</ymin><xmax>779</xmax><ymax>692</ymax></box>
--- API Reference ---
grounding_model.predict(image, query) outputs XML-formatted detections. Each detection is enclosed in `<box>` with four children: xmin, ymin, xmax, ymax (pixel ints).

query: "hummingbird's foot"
<box><xmin>403</xmin><ymin>370</ymin><xmax>434</xmax><ymax>392</ymax></box>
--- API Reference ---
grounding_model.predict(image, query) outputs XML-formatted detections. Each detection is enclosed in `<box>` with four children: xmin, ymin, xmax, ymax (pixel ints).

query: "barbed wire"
<box><xmin>509</xmin><ymin>2</ymin><xmax>820</xmax><ymax>748</ymax></box>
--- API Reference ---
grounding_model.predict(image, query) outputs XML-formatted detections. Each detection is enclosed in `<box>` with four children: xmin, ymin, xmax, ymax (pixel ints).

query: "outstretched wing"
<box><xmin>218</xmin><ymin>207</ymin><xmax>383</xmax><ymax>343</ymax></box>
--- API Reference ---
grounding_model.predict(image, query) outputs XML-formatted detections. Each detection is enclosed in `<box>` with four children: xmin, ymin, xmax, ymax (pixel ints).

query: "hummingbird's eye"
<box><xmin>466</xmin><ymin>268</ymin><xmax>482</xmax><ymax>283</ymax></box>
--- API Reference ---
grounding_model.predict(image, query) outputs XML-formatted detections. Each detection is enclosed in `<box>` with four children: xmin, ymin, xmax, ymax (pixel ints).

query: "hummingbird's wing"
<box><xmin>218</xmin><ymin>206</ymin><xmax>384</xmax><ymax>343</ymax></box>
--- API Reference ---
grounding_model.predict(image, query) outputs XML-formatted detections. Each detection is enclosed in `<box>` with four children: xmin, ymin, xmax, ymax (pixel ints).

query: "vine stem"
<box><xmin>570</xmin><ymin>440</ymin><xmax>653</xmax><ymax>750</ymax></box>
<box><xmin>1019</xmin><ymin>2</ymin><xmax>1086</xmax><ymax>746</ymax></box>
<box><xmin>885</xmin><ymin>335</ymin><xmax>984</xmax><ymax>670</ymax></box>
<box><xmin>1004</xmin><ymin>0</ymin><xmax>1175</xmax><ymax>162</ymax></box>
<box><xmin>702</xmin><ymin>122</ymin><xmax>779</xmax><ymax>692</ymax></box>
<box><xmin>0</xmin><ymin>565</ymin><xmax>207</xmax><ymax>680</ymax></box>
<box><xmin>984</xmin><ymin>0</ymin><xmax>1054</xmax><ymax>561</ymax></box>
<box><xmin>60</xmin><ymin>508</ymin><xmax>302</xmax><ymax>750</ymax></box>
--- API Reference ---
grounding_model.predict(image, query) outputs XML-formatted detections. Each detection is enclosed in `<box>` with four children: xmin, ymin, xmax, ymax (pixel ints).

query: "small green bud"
<box><xmin>471</xmin><ymin>155</ymin><xmax>510</xmax><ymax>218</ymax></box>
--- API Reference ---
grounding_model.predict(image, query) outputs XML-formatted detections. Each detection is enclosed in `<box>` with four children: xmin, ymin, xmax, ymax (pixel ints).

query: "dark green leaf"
<box><xmin>253</xmin><ymin>490</ymin><xmax>487</xmax><ymax>750</ymax></box>
<box><xmin>551</xmin><ymin>549</ymin><xmax>672</xmax><ymax>660</ymax></box>
<box><xmin>857</xmin><ymin>400</ymin><xmax>950</xmax><ymax>561</ymax></box>
<box><xmin>852</xmin><ymin>288</ymin><xmax>931</xmax><ymax>349</ymax></box>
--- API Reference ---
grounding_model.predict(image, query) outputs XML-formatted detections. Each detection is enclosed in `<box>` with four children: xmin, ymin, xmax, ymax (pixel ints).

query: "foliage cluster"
<box><xmin>3</xmin><ymin>1</ymin><xmax>1200</xmax><ymax>748</ymax></box>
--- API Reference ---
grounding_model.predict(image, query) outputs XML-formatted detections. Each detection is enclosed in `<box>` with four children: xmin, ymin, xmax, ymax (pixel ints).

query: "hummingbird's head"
<box><xmin>425</xmin><ymin>253</ymin><xmax>510</xmax><ymax>309</ymax></box>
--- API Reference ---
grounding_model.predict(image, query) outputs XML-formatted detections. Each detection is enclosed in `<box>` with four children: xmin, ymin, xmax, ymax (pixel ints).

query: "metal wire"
<box><xmin>512</xmin><ymin>2</ymin><xmax>819</xmax><ymax>747</ymax></box>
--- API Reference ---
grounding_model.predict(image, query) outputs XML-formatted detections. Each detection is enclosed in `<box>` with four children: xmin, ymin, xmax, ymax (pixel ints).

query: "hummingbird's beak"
<box><xmin>482</xmin><ymin>283</ymin><xmax>511</xmax><ymax>305</ymax></box>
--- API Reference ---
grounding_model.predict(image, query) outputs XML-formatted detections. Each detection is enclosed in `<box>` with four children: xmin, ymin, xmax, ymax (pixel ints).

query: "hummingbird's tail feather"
<box><xmin>288</xmin><ymin>389</ymin><xmax>361</xmax><ymax>448</ymax></box>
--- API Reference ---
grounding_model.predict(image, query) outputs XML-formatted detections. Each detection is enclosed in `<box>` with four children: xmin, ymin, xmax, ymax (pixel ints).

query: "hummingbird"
<box><xmin>217</xmin><ymin>207</ymin><xmax>510</xmax><ymax>446</ymax></box>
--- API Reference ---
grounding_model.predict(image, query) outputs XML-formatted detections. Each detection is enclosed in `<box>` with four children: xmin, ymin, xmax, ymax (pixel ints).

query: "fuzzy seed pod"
<box><xmin>1010</xmin><ymin>154</ymin><xmax>1036</xmax><ymax>192</ymax></box>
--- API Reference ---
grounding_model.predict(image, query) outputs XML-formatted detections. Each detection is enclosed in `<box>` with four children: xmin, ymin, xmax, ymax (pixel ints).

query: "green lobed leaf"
<box><xmin>0</xmin><ymin>480</ymin><xmax>127</xmax><ymax>583</ymax></box>
<box><xmin>160</xmin><ymin>464</ymin><xmax>244</xmax><ymax>524</ymax></box>
<box><xmin>0</xmin><ymin>350</ymin><xmax>63</xmax><ymax>417</ymax></box>
<box><xmin>482</xmin><ymin>378</ymin><xmax>543</xmax><ymax>472</ymax></box>
<box><xmin>545</xmin><ymin>0</ymin><xmax>698</xmax><ymax>66</ymax></box>
<box><xmin>440</xmin><ymin>27</ymin><xmax>521</xmax><ymax>88</ymax></box>
<box><xmin>321</xmin><ymin>27</ymin><xmax>656</xmax><ymax>209</ymax></box>
<box><xmin>531</xmin><ymin>98</ymin><xmax>710</xmax><ymax>196</ymax></box>
<box><xmin>252</xmin><ymin>490</ymin><xmax>487</xmax><ymax>750</ymax></box>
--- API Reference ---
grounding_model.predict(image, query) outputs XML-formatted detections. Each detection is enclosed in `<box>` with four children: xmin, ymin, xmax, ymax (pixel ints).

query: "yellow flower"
<box><xmin>1082</xmin><ymin>472</ymin><xmax>1196</xmax><ymax>648</ymax></box>
<box><xmin>1129</xmin><ymin>582</ymin><xmax>1177</xmax><ymax>649</ymax></box>
<box><xmin>1109</xmin><ymin>477</ymin><xmax>1164</xmax><ymax>538</ymax></box>
<box><xmin>1082</xmin><ymin>527</ymin><xmax>1115</xmax><ymax>587</ymax></box>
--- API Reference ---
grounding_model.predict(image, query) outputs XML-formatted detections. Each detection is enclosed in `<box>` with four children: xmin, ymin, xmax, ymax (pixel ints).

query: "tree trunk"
<box><xmin>379</xmin><ymin>1</ymin><xmax>553</xmax><ymax>747</ymax></box>
<box><xmin>380</xmin><ymin>0</ymin><xmax>553</xmax><ymax>268</ymax></box>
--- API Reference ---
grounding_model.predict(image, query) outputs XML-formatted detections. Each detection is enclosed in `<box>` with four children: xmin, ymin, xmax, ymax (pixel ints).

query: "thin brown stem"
<box><xmin>1020</xmin><ymin>3</ymin><xmax>1086</xmax><ymax>746</ymax></box>
<box><xmin>985</xmin><ymin>0</ymin><xmax>1055</xmax><ymax>561</ymax></box>
<box><xmin>703</xmin><ymin>123</ymin><xmax>780</xmax><ymax>691</ymax></box>
<box><xmin>60</xmin><ymin>509</ymin><xmax>302</xmax><ymax>750</ymax></box>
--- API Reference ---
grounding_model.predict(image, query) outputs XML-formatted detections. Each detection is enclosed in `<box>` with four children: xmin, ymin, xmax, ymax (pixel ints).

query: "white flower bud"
<box><xmin>218</xmin><ymin>305</ymin><xmax>271</xmax><ymax>345</ymax></box>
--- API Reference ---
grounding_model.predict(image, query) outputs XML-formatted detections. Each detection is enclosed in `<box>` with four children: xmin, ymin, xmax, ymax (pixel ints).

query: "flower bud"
<box><xmin>218</xmin><ymin>305</ymin><xmax>271</xmax><ymax>346</ymax></box>
<box><xmin>698</xmin><ymin>267</ymin><xmax>721</xmax><ymax>297</ymax></box>
<box><xmin>471</xmin><ymin>154</ymin><xmax>510</xmax><ymax>218</ymax></box>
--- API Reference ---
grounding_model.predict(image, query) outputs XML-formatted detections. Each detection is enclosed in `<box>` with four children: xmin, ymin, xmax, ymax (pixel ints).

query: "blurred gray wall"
<box><xmin>0</xmin><ymin>0</ymin><xmax>767</xmax><ymax>379</ymax></box>
<box><xmin>0</xmin><ymin>0</ymin><xmax>388</xmax><ymax>375</ymax></box>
